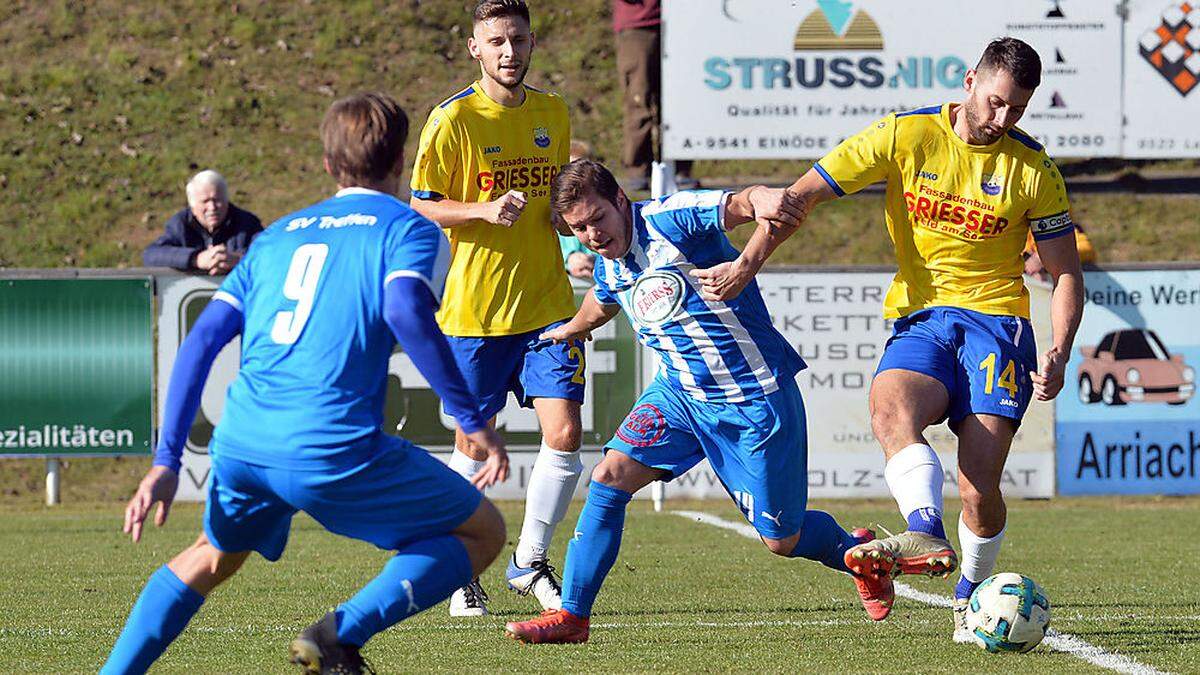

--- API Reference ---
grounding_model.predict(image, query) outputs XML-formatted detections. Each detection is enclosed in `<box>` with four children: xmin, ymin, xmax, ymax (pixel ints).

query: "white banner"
<box><xmin>1122</xmin><ymin>1</ymin><xmax>1200</xmax><ymax>157</ymax></box>
<box><xmin>662</xmin><ymin>0</ymin><xmax>1123</xmax><ymax>159</ymax></box>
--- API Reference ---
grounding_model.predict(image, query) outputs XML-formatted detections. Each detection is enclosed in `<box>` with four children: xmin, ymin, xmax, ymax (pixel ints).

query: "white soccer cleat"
<box><xmin>448</xmin><ymin>578</ymin><xmax>489</xmax><ymax>617</ymax></box>
<box><xmin>505</xmin><ymin>554</ymin><xmax>563</xmax><ymax>611</ymax></box>
<box><xmin>953</xmin><ymin>598</ymin><xmax>973</xmax><ymax>644</ymax></box>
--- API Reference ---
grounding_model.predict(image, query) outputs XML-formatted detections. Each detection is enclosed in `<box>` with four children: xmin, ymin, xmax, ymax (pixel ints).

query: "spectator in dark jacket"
<box><xmin>142</xmin><ymin>170</ymin><xmax>262</xmax><ymax>274</ymax></box>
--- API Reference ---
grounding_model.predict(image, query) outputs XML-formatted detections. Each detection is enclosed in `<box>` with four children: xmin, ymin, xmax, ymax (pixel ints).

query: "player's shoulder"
<box><xmin>890</xmin><ymin>104</ymin><xmax>943</xmax><ymax>134</ymax></box>
<box><xmin>1003</xmin><ymin>125</ymin><xmax>1055</xmax><ymax>165</ymax></box>
<box><xmin>640</xmin><ymin>190</ymin><xmax>725</xmax><ymax>219</ymax></box>
<box><xmin>523</xmin><ymin>84</ymin><xmax>569</xmax><ymax>114</ymax></box>
<box><xmin>429</xmin><ymin>83</ymin><xmax>481</xmax><ymax>120</ymax></box>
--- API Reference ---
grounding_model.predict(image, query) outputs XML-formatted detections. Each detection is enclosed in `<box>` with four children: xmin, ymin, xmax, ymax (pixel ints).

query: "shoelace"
<box><xmin>529</xmin><ymin>560</ymin><xmax>563</xmax><ymax>595</ymax></box>
<box><xmin>462</xmin><ymin>579</ymin><xmax>490</xmax><ymax>607</ymax></box>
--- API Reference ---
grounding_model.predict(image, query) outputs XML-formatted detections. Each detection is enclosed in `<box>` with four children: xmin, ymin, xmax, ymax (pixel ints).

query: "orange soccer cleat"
<box><xmin>846</xmin><ymin>528</ymin><xmax>895</xmax><ymax>621</ymax></box>
<box><xmin>505</xmin><ymin>608</ymin><xmax>590</xmax><ymax>644</ymax></box>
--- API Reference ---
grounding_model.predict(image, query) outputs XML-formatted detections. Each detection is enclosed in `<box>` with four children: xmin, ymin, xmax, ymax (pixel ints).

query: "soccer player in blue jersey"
<box><xmin>101</xmin><ymin>93</ymin><xmax>509</xmax><ymax>675</ymax></box>
<box><xmin>503</xmin><ymin>160</ymin><xmax>893</xmax><ymax>644</ymax></box>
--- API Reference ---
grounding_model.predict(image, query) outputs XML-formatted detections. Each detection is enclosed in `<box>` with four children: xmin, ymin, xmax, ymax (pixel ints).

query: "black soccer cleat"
<box><xmin>289</xmin><ymin>611</ymin><xmax>375</xmax><ymax>675</ymax></box>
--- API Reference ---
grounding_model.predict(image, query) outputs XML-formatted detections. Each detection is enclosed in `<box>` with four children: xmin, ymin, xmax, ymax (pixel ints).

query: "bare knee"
<box><xmin>543</xmin><ymin>419</ymin><xmax>582</xmax><ymax>452</ymax></box>
<box><xmin>870</xmin><ymin>402</ymin><xmax>920</xmax><ymax>451</ymax></box>
<box><xmin>591</xmin><ymin>452</ymin><xmax>660</xmax><ymax>494</ymax></box>
<box><xmin>169</xmin><ymin>535</ymin><xmax>248</xmax><ymax>595</ymax></box>
<box><xmin>761</xmin><ymin>534</ymin><xmax>799</xmax><ymax>557</ymax></box>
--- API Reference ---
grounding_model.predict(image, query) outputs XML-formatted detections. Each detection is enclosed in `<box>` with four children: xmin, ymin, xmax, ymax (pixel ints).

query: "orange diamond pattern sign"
<box><xmin>1138</xmin><ymin>1</ymin><xmax>1199</xmax><ymax>95</ymax></box>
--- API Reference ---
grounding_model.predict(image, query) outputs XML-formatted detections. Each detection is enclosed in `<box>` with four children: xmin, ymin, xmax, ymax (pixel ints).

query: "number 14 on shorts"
<box><xmin>978</xmin><ymin>352</ymin><xmax>1018</xmax><ymax>397</ymax></box>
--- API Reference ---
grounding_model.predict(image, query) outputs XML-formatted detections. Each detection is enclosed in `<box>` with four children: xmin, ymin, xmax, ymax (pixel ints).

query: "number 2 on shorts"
<box><xmin>978</xmin><ymin>352</ymin><xmax>1018</xmax><ymax>397</ymax></box>
<box><xmin>271</xmin><ymin>243</ymin><xmax>329</xmax><ymax>345</ymax></box>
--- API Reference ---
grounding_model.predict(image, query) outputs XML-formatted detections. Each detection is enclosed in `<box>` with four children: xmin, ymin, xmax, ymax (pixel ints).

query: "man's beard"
<box><xmin>486</xmin><ymin>60</ymin><xmax>529</xmax><ymax>89</ymax></box>
<box><xmin>963</xmin><ymin>99</ymin><xmax>1004</xmax><ymax>145</ymax></box>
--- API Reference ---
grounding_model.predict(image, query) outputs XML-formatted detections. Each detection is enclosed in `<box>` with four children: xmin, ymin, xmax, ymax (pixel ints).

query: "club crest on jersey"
<box><xmin>981</xmin><ymin>173</ymin><xmax>1003</xmax><ymax>196</ymax></box>
<box><xmin>630</xmin><ymin>272</ymin><xmax>684</xmax><ymax>326</ymax></box>
<box><xmin>533</xmin><ymin>126</ymin><xmax>551</xmax><ymax>148</ymax></box>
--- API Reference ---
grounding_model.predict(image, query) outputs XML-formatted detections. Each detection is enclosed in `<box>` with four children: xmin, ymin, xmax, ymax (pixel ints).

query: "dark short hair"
<box><xmin>320</xmin><ymin>92</ymin><xmax>408</xmax><ymax>187</ymax></box>
<box><xmin>550</xmin><ymin>159</ymin><xmax>621</xmax><ymax>229</ymax></box>
<box><xmin>474</xmin><ymin>0</ymin><xmax>530</xmax><ymax>24</ymax></box>
<box><xmin>976</xmin><ymin>37</ymin><xmax>1042</xmax><ymax>90</ymax></box>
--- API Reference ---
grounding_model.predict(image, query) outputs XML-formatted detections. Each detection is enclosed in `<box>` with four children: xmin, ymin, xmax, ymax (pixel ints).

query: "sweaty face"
<box><xmin>470</xmin><ymin>16</ymin><xmax>534</xmax><ymax>89</ymax></box>
<box><xmin>962</xmin><ymin>68</ymin><xmax>1034</xmax><ymax>145</ymax></box>
<box><xmin>559</xmin><ymin>192</ymin><xmax>631</xmax><ymax>261</ymax></box>
<box><xmin>188</xmin><ymin>183</ymin><xmax>229</xmax><ymax>232</ymax></box>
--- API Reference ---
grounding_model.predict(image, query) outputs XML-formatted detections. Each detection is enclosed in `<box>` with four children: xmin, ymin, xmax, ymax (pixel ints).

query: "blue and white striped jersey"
<box><xmin>593</xmin><ymin>190</ymin><xmax>806</xmax><ymax>403</ymax></box>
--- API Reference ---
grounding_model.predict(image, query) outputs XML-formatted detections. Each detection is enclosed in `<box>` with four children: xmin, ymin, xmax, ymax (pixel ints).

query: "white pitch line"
<box><xmin>672</xmin><ymin>510</ymin><xmax>1170</xmax><ymax>675</ymax></box>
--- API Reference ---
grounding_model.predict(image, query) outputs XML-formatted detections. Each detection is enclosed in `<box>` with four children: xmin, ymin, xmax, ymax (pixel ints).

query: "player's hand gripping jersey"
<box><xmin>211</xmin><ymin>189</ymin><xmax>454</xmax><ymax>470</ymax></box>
<box><xmin>593</xmin><ymin>191</ymin><xmax>806</xmax><ymax>403</ymax></box>
<box><xmin>814</xmin><ymin>104</ymin><xmax>1074</xmax><ymax>320</ymax></box>
<box><xmin>411</xmin><ymin>82</ymin><xmax>576</xmax><ymax>336</ymax></box>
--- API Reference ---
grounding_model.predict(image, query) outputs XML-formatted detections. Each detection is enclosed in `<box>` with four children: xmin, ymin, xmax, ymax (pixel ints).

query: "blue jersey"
<box><xmin>211</xmin><ymin>187</ymin><xmax>451</xmax><ymax>470</ymax></box>
<box><xmin>593</xmin><ymin>191</ymin><xmax>805</xmax><ymax>403</ymax></box>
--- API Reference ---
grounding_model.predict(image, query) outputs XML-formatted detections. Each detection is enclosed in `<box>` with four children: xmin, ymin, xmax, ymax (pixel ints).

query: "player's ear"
<box><xmin>963</xmin><ymin>68</ymin><xmax>977</xmax><ymax>94</ymax></box>
<box><xmin>322</xmin><ymin>156</ymin><xmax>334</xmax><ymax>180</ymax></box>
<box><xmin>467</xmin><ymin>35</ymin><xmax>481</xmax><ymax>61</ymax></box>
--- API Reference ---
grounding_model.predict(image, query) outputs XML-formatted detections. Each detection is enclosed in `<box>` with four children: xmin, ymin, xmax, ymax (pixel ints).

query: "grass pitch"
<box><xmin>1</xmin><ymin>497</ymin><xmax>1197</xmax><ymax>673</ymax></box>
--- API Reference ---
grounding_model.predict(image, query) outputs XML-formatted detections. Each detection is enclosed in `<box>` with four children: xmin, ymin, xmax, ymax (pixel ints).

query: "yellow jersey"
<box><xmin>815</xmin><ymin>103</ymin><xmax>1073</xmax><ymax>320</ymax></box>
<box><xmin>411</xmin><ymin>81</ymin><xmax>575</xmax><ymax>336</ymax></box>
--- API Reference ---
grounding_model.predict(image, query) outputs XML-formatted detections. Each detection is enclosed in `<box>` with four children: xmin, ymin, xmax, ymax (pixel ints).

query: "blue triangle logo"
<box><xmin>817</xmin><ymin>0</ymin><xmax>854</xmax><ymax>36</ymax></box>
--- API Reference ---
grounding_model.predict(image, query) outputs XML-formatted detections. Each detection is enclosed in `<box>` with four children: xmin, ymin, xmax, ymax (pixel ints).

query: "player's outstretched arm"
<box><xmin>1030</xmin><ymin>232</ymin><xmax>1085</xmax><ymax>401</ymax></box>
<box><xmin>539</xmin><ymin>289</ymin><xmax>620</xmax><ymax>344</ymax></box>
<box><xmin>125</xmin><ymin>300</ymin><xmax>242</xmax><ymax>542</ymax></box>
<box><xmin>411</xmin><ymin>190</ymin><xmax>527</xmax><ymax>229</ymax></box>
<box><xmin>384</xmin><ymin>277</ymin><xmax>509</xmax><ymax>487</ymax></box>
<box><xmin>691</xmin><ymin>170</ymin><xmax>838</xmax><ymax>301</ymax></box>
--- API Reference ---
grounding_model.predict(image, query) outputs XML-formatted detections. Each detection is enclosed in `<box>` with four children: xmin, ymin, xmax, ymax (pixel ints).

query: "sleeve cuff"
<box><xmin>411</xmin><ymin>189</ymin><xmax>444</xmax><ymax>200</ymax></box>
<box><xmin>813</xmin><ymin>163</ymin><xmax>846</xmax><ymax>197</ymax></box>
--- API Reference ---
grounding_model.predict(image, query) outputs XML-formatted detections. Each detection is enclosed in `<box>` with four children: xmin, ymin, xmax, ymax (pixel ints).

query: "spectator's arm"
<box><xmin>142</xmin><ymin>232</ymin><xmax>199</xmax><ymax>270</ymax></box>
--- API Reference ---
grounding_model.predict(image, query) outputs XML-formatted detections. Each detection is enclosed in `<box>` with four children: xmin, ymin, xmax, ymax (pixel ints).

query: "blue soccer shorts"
<box><xmin>606</xmin><ymin>377</ymin><xmax>809</xmax><ymax>540</ymax></box>
<box><xmin>876</xmin><ymin>306</ymin><xmax>1038</xmax><ymax>426</ymax></box>
<box><xmin>446</xmin><ymin>319</ymin><xmax>586</xmax><ymax>420</ymax></box>
<box><xmin>203</xmin><ymin>434</ymin><xmax>482</xmax><ymax>561</ymax></box>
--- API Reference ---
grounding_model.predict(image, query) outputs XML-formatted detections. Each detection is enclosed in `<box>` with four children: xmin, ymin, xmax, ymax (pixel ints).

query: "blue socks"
<box><xmin>955</xmin><ymin>576</ymin><xmax>981</xmax><ymax>600</ymax></box>
<box><xmin>787</xmin><ymin>510</ymin><xmax>858</xmax><ymax>573</ymax></box>
<box><xmin>336</xmin><ymin>535</ymin><xmax>472</xmax><ymax>647</ymax></box>
<box><xmin>906</xmin><ymin>506</ymin><xmax>947</xmax><ymax>539</ymax></box>
<box><xmin>102</xmin><ymin>565</ymin><xmax>205</xmax><ymax>675</ymax></box>
<box><xmin>561</xmin><ymin>481</ymin><xmax>633</xmax><ymax>618</ymax></box>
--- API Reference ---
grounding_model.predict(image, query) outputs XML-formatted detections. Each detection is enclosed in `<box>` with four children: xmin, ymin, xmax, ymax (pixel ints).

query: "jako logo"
<box><xmin>703</xmin><ymin>0</ymin><xmax>966</xmax><ymax>91</ymax></box>
<box><xmin>918</xmin><ymin>170</ymin><xmax>939</xmax><ymax>181</ymax></box>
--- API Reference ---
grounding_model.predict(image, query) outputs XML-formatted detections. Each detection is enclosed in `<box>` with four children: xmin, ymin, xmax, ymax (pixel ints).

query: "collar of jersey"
<box><xmin>335</xmin><ymin>187</ymin><xmax>387</xmax><ymax>198</ymax></box>
<box><xmin>940</xmin><ymin>103</ymin><xmax>1006</xmax><ymax>154</ymax></box>
<box><xmin>471</xmin><ymin>80</ymin><xmax>533</xmax><ymax>112</ymax></box>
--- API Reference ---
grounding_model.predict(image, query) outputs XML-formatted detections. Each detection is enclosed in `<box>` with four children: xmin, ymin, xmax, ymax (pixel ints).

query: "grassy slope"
<box><xmin>1</xmin><ymin>498</ymin><xmax>1197</xmax><ymax>673</ymax></box>
<box><xmin>1</xmin><ymin>1</ymin><xmax>1198</xmax><ymax>269</ymax></box>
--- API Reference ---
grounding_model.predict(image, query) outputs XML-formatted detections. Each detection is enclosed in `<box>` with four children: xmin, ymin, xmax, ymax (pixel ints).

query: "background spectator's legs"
<box><xmin>616</xmin><ymin>27</ymin><xmax>659</xmax><ymax>190</ymax></box>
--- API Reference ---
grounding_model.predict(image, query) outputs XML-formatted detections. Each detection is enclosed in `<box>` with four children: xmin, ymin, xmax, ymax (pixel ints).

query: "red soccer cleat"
<box><xmin>505</xmin><ymin>608</ymin><xmax>590</xmax><ymax>644</ymax></box>
<box><xmin>847</xmin><ymin>528</ymin><xmax>895</xmax><ymax>621</ymax></box>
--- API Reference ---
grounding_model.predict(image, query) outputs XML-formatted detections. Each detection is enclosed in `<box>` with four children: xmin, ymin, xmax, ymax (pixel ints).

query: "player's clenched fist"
<box><xmin>1031</xmin><ymin>346</ymin><xmax>1067</xmax><ymax>401</ymax></box>
<box><xmin>483</xmin><ymin>190</ymin><xmax>527</xmax><ymax>227</ymax></box>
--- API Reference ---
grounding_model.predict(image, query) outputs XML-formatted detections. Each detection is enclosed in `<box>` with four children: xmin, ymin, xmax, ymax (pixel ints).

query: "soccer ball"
<box><xmin>965</xmin><ymin>572</ymin><xmax>1051</xmax><ymax>653</ymax></box>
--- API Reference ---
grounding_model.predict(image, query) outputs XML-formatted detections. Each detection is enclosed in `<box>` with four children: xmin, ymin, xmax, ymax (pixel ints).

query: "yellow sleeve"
<box><xmin>813</xmin><ymin>115</ymin><xmax>894</xmax><ymax>196</ymax></box>
<box><xmin>410</xmin><ymin>109</ymin><xmax>458</xmax><ymax>200</ymax></box>
<box><xmin>1028</xmin><ymin>157</ymin><xmax>1074</xmax><ymax>242</ymax></box>
<box><xmin>557</xmin><ymin>101</ymin><xmax>571</xmax><ymax>167</ymax></box>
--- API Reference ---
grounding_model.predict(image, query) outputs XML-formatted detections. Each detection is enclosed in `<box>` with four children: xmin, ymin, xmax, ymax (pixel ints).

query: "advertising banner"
<box><xmin>1122</xmin><ymin>0</ymin><xmax>1200</xmax><ymax>157</ymax></box>
<box><xmin>662</xmin><ymin>0</ymin><xmax>1122</xmax><ymax>159</ymax></box>
<box><xmin>155</xmin><ymin>276</ymin><xmax>642</xmax><ymax>501</ymax></box>
<box><xmin>1056</xmin><ymin>269</ymin><xmax>1200</xmax><ymax>495</ymax></box>
<box><xmin>0</xmin><ymin>277</ymin><xmax>153</xmax><ymax>457</ymax></box>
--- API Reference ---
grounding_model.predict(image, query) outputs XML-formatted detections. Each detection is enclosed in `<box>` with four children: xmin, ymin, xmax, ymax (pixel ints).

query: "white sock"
<box><xmin>883</xmin><ymin>443</ymin><xmax>945</xmax><ymax>517</ymax></box>
<box><xmin>515</xmin><ymin>442</ymin><xmax>584</xmax><ymax>567</ymax></box>
<box><xmin>447</xmin><ymin>448</ymin><xmax>487</xmax><ymax>484</ymax></box>
<box><xmin>958</xmin><ymin>512</ymin><xmax>1006</xmax><ymax>584</ymax></box>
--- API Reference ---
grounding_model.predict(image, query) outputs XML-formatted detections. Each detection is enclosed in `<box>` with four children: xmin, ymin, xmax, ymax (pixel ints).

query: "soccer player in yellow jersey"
<box><xmin>690</xmin><ymin>38</ymin><xmax>1084</xmax><ymax>641</ymax></box>
<box><xmin>409</xmin><ymin>0</ymin><xmax>581</xmax><ymax>617</ymax></box>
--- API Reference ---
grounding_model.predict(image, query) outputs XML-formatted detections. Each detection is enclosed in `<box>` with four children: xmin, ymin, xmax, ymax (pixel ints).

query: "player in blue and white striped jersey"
<box><xmin>504</xmin><ymin>160</ymin><xmax>894</xmax><ymax>645</ymax></box>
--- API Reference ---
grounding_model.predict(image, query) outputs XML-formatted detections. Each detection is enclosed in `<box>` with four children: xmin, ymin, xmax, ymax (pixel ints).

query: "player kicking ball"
<box><xmin>102</xmin><ymin>93</ymin><xmax>509</xmax><ymax>674</ymax></box>
<box><xmin>503</xmin><ymin>160</ymin><xmax>893</xmax><ymax>644</ymax></box>
<box><xmin>689</xmin><ymin>38</ymin><xmax>1084</xmax><ymax>642</ymax></box>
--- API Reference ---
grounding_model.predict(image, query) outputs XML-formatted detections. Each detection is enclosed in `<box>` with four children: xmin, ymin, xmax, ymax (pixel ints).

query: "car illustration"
<box><xmin>1078</xmin><ymin>328</ymin><xmax>1195</xmax><ymax>406</ymax></box>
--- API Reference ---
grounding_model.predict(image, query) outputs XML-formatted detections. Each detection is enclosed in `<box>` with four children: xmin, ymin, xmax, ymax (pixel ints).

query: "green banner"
<box><xmin>0</xmin><ymin>278</ymin><xmax>153</xmax><ymax>456</ymax></box>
